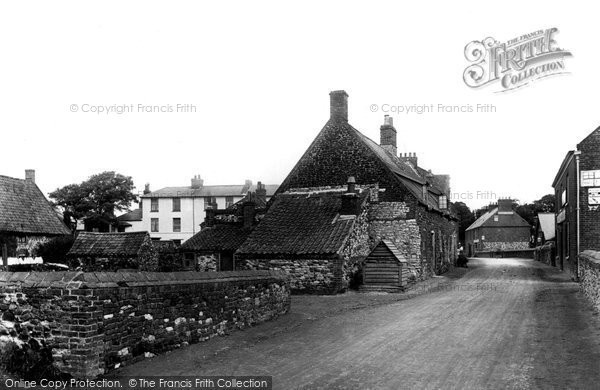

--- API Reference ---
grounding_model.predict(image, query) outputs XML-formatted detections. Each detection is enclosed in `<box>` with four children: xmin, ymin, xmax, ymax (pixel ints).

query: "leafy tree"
<box><xmin>451</xmin><ymin>202</ymin><xmax>475</xmax><ymax>244</ymax></box>
<box><xmin>49</xmin><ymin>171</ymin><xmax>138</xmax><ymax>230</ymax></box>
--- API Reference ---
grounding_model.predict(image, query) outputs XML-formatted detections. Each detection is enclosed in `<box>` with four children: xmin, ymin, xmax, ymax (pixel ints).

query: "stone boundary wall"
<box><xmin>579</xmin><ymin>250</ymin><xmax>600</xmax><ymax>311</ymax></box>
<box><xmin>534</xmin><ymin>243</ymin><xmax>556</xmax><ymax>266</ymax></box>
<box><xmin>0</xmin><ymin>270</ymin><xmax>290</xmax><ymax>378</ymax></box>
<box><xmin>475</xmin><ymin>249</ymin><xmax>535</xmax><ymax>259</ymax></box>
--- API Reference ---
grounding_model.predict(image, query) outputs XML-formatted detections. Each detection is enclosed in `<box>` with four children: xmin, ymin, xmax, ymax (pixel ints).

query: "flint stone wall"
<box><xmin>0</xmin><ymin>270</ymin><xmax>290</xmax><ymax>378</ymax></box>
<box><xmin>579</xmin><ymin>250</ymin><xmax>600</xmax><ymax>311</ymax></box>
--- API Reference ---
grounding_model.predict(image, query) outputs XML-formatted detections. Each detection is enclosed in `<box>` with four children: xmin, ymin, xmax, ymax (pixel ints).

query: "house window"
<box><xmin>204</xmin><ymin>196</ymin><xmax>216</xmax><ymax>210</ymax></box>
<box><xmin>173</xmin><ymin>218</ymin><xmax>181</xmax><ymax>232</ymax></box>
<box><xmin>438</xmin><ymin>195</ymin><xmax>448</xmax><ymax>210</ymax></box>
<box><xmin>151</xmin><ymin>198</ymin><xmax>159</xmax><ymax>212</ymax></box>
<box><xmin>225</xmin><ymin>196</ymin><xmax>234</xmax><ymax>208</ymax></box>
<box><xmin>172</xmin><ymin>198</ymin><xmax>181</xmax><ymax>212</ymax></box>
<box><xmin>151</xmin><ymin>218</ymin><xmax>159</xmax><ymax>232</ymax></box>
<box><xmin>493</xmin><ymin>215</ymin><xmax>499</xmax><ymax>222</ymax></box>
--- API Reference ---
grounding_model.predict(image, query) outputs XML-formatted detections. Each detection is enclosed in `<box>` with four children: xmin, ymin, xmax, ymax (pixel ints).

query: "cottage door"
<box><xmin>220</xmin><ymin>252</ymin><xmax>234</xmax><ymax>271</ymax></box>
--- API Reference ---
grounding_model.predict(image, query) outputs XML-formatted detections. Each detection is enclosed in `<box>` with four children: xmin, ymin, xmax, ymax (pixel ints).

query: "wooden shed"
<box><xmin>362</xmin><ymin>239</ymin><xmax>408</xmax><ymax>292</ymax></box>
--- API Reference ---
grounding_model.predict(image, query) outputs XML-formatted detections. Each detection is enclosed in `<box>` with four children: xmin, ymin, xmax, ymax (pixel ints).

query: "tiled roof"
<box><xmin>379</xmin><ymin>239</ymin><xmax>407</xmax><ymax>263</ymax></box>
<box><xmin>181</xmin><ymin>225</ymin><xmax>253</xmax><ymax>252</ymax></box>
<box><xmin>236</xmin><ymin>192</ymin><xmax>364</xmax><ymax>258</ymax></box>
<box><xmin>67</xmin><ymin>231</ymin><xmax>149</xmax><ymax>257</ymax></box>
<box><xmin>141</xmin><ymin>184</ymin><xmax>279</xmax><ymax>198</ymax></box>
<box><xmin>466</xmin><ymin>208</ymin><xmax>531</xmax><ymax>231</ymax></box>
<box><xmin>117</xmin><ymin>208</ymin><xmax>142</xmax><ymax>222</ymax></box>
<box><xmin>0</xmin><ymin>175</ymin><xmax>71</xmax><ymax>235</ymax></box>
<box><xmin>351</xmin><ymin>127</ymin><xmax>425</xmax><ymax>184</ymax></box>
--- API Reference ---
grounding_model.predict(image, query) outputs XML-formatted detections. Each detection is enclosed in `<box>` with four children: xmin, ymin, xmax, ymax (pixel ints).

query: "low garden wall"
<box><xmin>534</xmin><ymin>243</ymin><xmax>556</xmax><ymax>267</ymax></box>
<box><xmin>579</xmin><ymin>250</ymin><xmax>600</xmax><ymax>311</ymax></box>
<box><xmin>0</xmin><ymin>270</ymin><xmax>290</xmax><ymax>379</ymax></box>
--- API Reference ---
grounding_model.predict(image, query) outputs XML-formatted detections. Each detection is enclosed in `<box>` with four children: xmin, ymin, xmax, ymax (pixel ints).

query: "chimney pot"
<box><xmin>383</xmin><ymin>114</ymin><xmax>393</xmax><ymax>126</ymax></box>
<box><xmin>329</xmin><ymin>90</ymin><xmax>349</xmax><ymax>122</ymax></box>
<box><xmin>143</xmin><ymin>183</ymin><xmax>151</xmax><ymax>195</ymax></box>
<box><xmin>191</xmin><ymin>175</ymin><xmax>204</xmax><ymax>189</ymax></box>
<box><xmin>25</xmin><ymin>169</ymin><xmax>35</xmax><ymax>183</ymax></box>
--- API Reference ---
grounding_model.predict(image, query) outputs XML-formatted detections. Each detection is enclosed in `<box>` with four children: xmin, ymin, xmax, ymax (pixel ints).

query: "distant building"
<box><xmin>139</xmin><ymin>177</ymin><xmax>278</xmax><ymax>244</ymax></box>
<box><xmin>552</xmin><ymin>125</ymin><xmax>600</xmax><ymax>279</ymax></box>
<box><xmin>465</xmin><ymin>199</ymin><xmax>531</xmax><ymax>257</ymax></box>
<box><xmin>0</xmin><ymin>170</ymin><xmax>71</xmax><ymax>265</ymax></box>
<box><xmin>116</xmin><ymin>208</ymin><xmax>143</xmax><ymax>232</ymax></box>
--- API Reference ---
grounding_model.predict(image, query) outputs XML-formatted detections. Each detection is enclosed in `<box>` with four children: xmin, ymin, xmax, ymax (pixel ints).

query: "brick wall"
<box><xmin>0</xmin><ymin>270</ymin><xmax>290</xmax><ymax>378</ymax></box>
<box><xmin>578</xmin><ymin>130</ymin><xmax>600</xmax><ymax>253</ymax></box>
<box><xmin>578</xmin><ymin>250</ymin><xmax>600</xmax><ymax>311</ymax></box>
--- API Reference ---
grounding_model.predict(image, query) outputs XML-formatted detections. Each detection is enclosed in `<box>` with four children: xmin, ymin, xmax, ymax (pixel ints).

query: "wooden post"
<box><xmin>2</xmin><ymin>243</ymin><xmax>7</xmax><ymax>267</ymax></box>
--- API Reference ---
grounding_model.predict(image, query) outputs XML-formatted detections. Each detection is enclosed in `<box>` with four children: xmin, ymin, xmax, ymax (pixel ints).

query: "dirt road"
<box><xmin>114</xmin><ymin>258</ymin><xmax>600</xmax><ymax>389</ymax></box>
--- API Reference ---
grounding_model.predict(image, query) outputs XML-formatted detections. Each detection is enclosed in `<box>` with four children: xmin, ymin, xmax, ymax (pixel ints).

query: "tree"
<box><xmin>50</xmin><ymin>171</ymin><xmax>138</xmax><ymax>230</ymax></box>
<box><xmin>515</xmin><ymin>194</ymin><xmax>556</xmax><ymax>226</ymax></box>
<box><xmin>451</xmin><ymin>202</ymin><xmax>475</xmax><ymax>245</ymax></box>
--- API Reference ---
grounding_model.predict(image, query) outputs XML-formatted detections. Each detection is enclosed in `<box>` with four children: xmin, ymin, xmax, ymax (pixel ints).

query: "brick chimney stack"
<box><xmin>498</xmin><ymin>198</ymin><xmax>514</xmax><ymax>214</ymax></box>
<box><xmin>380</xmin><ymin>115</ymin><xmax>397</xmax><ymax>156</ymax></box>
<box><xmin>143</xmin><ymin>183</ymin><xmax>151</xmax><ymax>195</ymax></box>
<box><xmin>341</xmin><ymin>176</ymin><xmax>360</xmax><ymax>215</ymax></box>
<box><xmin>256</xmin><ymin>181</ymin><xmax>267</xmax><ymax>204</ymax></box>
<box><xmin>399</xmin><ymin>152</ymin><xmax>418</xmax><ymax>168</ymax></box>
<box><xmin>242</xmin><ymin>201</ymin><xmax>256</xmax><ymax>229</ymax></box>
<box><xmin>25</xmin><ymin>169</ymin><xmax>35</xmax><ymax>183</ymax></box>
<box><xmin>329</xmin><ymin>90</ymin><xmax>349</xmax><ymax>122</ymax></box>
<box><xmin>191</xmin><ymin>174</ymin><xmax>204</xmax><ymax>189</ymax></box>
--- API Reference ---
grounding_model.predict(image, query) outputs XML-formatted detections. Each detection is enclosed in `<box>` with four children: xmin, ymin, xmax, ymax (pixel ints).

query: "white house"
<box><xmin>138</xmin><ymin>175</ymin><xmax>278</xmax><ymax>244</ymax></box>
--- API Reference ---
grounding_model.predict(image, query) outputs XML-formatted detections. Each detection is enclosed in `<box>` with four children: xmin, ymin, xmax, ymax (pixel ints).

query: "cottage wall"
<box><xmin>0</xmin><ymin>270</ymin><xmax>289</xmax><ymax>378</ymax></box>
<box><xmin>239</xmin><ymin>206</ymin><xmax>372</xmax><ymax>294</ymax></box>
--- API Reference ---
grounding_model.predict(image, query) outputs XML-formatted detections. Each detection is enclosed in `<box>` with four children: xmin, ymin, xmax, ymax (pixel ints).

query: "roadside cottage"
<box><xmin>235</xmin><ymin>91</ymin><xmax>458</xmax><ymax>293</ymax></box>
<box><xmin>0</xmin><ymin>170</ymin><xmax>71</xmax><ymax>265</ymax></box>
<box><xmin>67</xmin><ymin>231</ymin><xmax>158</xmax><ymax>271</ymax></box>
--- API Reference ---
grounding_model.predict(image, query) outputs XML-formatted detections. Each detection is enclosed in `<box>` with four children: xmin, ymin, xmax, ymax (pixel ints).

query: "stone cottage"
<box><xmin>67</xmin><ymin>231</ymin><xmax>158</xmax><ymax>271</ymax></box>
<box><xmin>236</xmin><ymin>90</ymin><xmax>458</xmax><ymax>293</ymax></box>
<box><xmin>0</xmin><ymin>170</ymin><xmax>71</xmax><ymax>265</ymax></box>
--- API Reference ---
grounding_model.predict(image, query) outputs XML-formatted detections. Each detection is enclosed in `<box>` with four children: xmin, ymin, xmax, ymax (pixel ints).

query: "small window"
<box><xmin>225</xmin><ymin>196</ymin><xmax>234</xmax><ymax>208</ymax></box>
<box><xmin>204</xmin><ymin>196</ymin><xmax>216</xmax><ymax>210</ymax></box>
<box><xmin>438</xmin><ymin>195</ymin><xmax>448</xmax><ymax>210</ymax></box>
<box><xmin>494</xmin><ymin>215</ymin><xmax>499</xmax><ymax>222</ymax></box>
<box><xmin>151</xmin><ymin>218</ymin><xmax>159</xmax><ymax>232</ymax></box>
<box><xmin>173</xmin><ymin>218</ymin><xmax>181</xmax><ymax>232</ymax></box>
<box><xmin>172</xmin><ymin>198</ymin><xmax>181</xmax><ymax>212</ymax></box>
<box><xmin>151</xmin><ymin>198</ymin><xmax>159</xmax><ymax>212</ymax></box>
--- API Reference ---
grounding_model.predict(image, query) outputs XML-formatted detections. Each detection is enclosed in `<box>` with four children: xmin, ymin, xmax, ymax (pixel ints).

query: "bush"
<box><xmin>0</xmin><ymin>339</ymin><xmax>69</xmax><ymax>381</ymax></box>
<box><xmin>35</xmin><ymin>236</ymin><xmax>75</xmax><ymax>264</ymax></box>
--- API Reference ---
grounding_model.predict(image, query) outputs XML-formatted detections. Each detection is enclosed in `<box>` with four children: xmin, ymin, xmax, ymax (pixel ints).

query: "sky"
<box><xmin>0</xmin><ymin>1</ymin><xmax>597</xmax><ymax>210</ymax></box>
